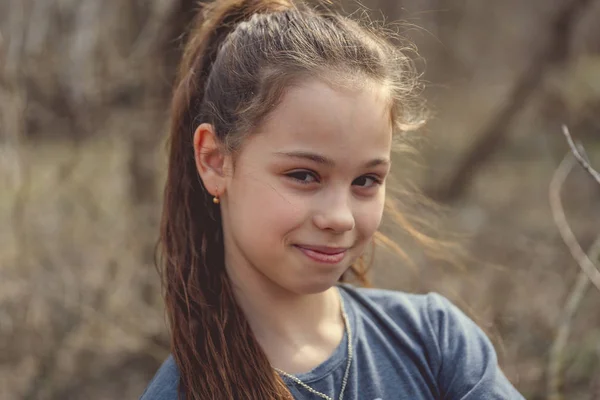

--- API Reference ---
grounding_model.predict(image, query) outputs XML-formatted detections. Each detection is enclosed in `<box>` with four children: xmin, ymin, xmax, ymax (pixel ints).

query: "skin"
<box><xmin>194</xmin><ymin>78</ymin><xmax>393</xmax><ymax>374</ymax></box>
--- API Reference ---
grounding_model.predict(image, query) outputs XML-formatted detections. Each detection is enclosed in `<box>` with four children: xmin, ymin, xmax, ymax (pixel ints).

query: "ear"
<box><xmin>193</xmin><ymin>123</ymin><xmax>228</xmax><ymax>198</ymax></box>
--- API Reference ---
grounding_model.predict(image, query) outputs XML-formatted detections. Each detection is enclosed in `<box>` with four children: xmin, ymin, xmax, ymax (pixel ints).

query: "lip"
<box><xmin>294</xmin><ymin>245</ymin><xmax>348</xmax><ymax>264</ymax></box>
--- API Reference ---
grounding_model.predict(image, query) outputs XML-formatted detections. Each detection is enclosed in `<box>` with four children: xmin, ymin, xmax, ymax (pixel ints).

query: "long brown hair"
<box><xmin>159</xmin><ymin>0</ymin><xmax>429</xmax><ymax>398</ymax></box>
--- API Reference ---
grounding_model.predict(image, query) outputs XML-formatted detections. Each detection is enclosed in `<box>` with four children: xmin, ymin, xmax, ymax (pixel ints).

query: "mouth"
<box><xmin>293</xmin><ymin>245</ymin><xmax>349</xmax><ymax>264</ymax></box>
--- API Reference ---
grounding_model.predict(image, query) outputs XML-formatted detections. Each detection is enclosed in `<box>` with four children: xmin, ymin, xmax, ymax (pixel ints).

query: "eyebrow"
<box><xmin>274</xmin><ymin>151</ymin><xmax>390</xmax><ymax>168</ymax></box>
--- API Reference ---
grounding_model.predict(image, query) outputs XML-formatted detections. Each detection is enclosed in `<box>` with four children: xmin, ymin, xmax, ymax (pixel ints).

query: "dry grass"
<box><xmin>0</xmin><ymin>134</ymin><xmax>170</xmax><ymax>399</ymax></box>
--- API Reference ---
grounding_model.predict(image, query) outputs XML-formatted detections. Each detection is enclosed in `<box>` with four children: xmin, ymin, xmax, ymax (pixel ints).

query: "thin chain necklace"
<box><xmin>274</xmin><ymin>289</ymin><xmax>353</xmax><ymax>400</ymax></box>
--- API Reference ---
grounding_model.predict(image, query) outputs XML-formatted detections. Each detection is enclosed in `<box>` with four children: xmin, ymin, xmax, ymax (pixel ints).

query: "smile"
<box><xmin>294</xmin><ymin>245</ymin><xmax>348</xmax><ymax>264</ymax></box>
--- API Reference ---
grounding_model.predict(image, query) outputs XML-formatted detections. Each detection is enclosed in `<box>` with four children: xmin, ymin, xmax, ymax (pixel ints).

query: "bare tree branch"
<box><xmin>562</xmin><ymin>124</ymin><xmax>600</xmax><ymax>185</ymax></box>
<box><xmin>547</xmin><ymin>143</ymin><xmax>600</xmax><ymax>399</ymax></box>
<box><xmin>428</xmin><ymin>0</ymin><xmax>596</xmax><ymax>202</ymax></box>
<box><xmin>550</xmin><ymin>152</ymin><xmax>600</xmax><ymax>291</ymax></box>
<box><xmin>547</xmin><ymin>234</ymin><xmax>600</xmax><ymax>400</ymax></box>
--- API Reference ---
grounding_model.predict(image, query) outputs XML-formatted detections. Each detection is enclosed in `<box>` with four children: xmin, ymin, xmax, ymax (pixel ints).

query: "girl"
<box><xmin>142</xmin><ymin>0</ymin><xmax>524</xmax><ymax>399</ymax></box>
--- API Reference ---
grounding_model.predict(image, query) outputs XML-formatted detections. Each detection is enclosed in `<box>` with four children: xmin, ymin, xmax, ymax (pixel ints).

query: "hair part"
<box><xmin>159</xmin><ymin>1</ymin><xmax>426</xmax><ymax>399</ymax></box>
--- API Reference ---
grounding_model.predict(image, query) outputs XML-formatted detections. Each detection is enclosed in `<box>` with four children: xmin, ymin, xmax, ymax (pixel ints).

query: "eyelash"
<box><xmin>286</xmin><ymin>170</ymin><xmax>318</xmax><ymax>184</ymax></box>
<box><xmin>285</xmin><ymin>170</ymin><xmax>383</xmax><ymax>187</ymax></box>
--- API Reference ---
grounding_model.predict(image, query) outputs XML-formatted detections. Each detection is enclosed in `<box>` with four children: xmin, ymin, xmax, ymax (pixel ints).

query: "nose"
<box><xmin>312</xmin><ymin>189</ymin><xmax>355</xmax><ymax>233</ymax></box>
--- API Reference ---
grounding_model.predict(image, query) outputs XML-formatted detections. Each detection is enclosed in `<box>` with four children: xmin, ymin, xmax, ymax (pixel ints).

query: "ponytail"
<box><xmin>161</xmin><ymin>1</ymin><xmax>294</xmax><ymax>399</ymax></box>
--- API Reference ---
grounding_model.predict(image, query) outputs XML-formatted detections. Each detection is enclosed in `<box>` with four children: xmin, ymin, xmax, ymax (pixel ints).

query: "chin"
<box><xmin>288</xmin><ymin>275</ymin><xmax>342</xmax><ymax>296</ymax></box>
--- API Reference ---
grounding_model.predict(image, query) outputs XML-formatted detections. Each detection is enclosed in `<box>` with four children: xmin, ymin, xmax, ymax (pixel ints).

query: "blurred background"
<box><xmin>1</xmin><ymin>0</ymin><xmax>599</xmax><ymax>398</ymax></box>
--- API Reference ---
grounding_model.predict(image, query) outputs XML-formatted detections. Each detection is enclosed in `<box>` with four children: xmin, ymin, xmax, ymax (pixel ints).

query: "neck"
<box><xmin>225</xmin><ymin>261</ymin><xmax>345</xmax><ymax>373</ymax></box>
<box><xmin>229</xmin><ymin>265</ymin><xmax>342</xmax><ymax>341</ymax></box>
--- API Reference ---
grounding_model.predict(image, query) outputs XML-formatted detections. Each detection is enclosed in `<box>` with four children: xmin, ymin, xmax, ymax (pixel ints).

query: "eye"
<box><xmin>352</xmin><ymin>175</ymin><xmax>381</xmax><ymax>188</ymax></box>
<box><xmin>286</xmin><ymin>170</ymin><xmax>319</xmax><ymax>184</ymax></box>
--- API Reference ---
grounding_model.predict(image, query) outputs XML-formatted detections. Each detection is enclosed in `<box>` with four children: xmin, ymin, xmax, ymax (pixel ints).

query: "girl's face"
<box><xmin>220</xmin><ymin>79</ymin><xmax>393</xmax><ymax>295</ymax></box>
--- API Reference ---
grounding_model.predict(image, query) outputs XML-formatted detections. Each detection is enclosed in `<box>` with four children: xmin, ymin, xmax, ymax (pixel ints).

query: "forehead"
<box><xmin>247</xmin><ymin>79</ymin><xmax>393</xmax><ymax>159</ymax></box>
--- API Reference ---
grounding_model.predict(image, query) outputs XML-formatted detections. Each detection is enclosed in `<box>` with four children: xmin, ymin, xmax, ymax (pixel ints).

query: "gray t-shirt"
<box><xmin>141</xmin><ymin>284</ymin><xmax>524</xmax><ymax>399</ymax></box>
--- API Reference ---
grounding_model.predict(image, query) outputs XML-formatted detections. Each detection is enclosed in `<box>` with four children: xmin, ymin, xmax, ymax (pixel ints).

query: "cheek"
<box><xmin>228</xmin><ymin>175</ymin><xmax>307</xmax><ymax>238</ymax></box>
<box><xmin>354</xmin><ymin>196</ymin><xmax>385</xmax><ymax>238</ymax></box>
